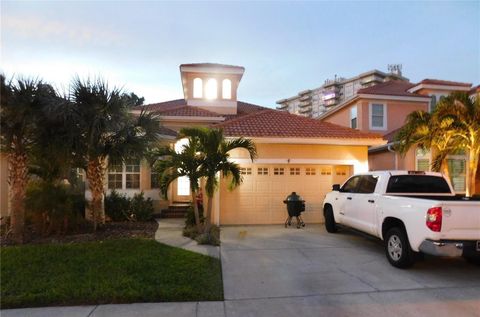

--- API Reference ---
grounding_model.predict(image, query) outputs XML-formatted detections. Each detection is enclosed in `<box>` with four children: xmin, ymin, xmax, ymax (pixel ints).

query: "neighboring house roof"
<box><xmin>382</xmin><ymin>128</ymin><xmax>402</xmax><ymax>143</ymax></box>
<box><xmin>215</xmin><ymin>109</ymin><xmax>382</xmax><ymax>140</ymax></box>
<box><xmin>418</xmin><ymin>79</ymin><xmax>472</xmax><ymax>87</ymax></box>
<box><xmin>357</xmin><ymin>81</ymin><xmax>423</xmax><ymax>97</ymax></box>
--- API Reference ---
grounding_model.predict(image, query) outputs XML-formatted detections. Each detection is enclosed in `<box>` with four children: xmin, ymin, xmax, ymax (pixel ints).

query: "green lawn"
<box><xmin>0</xmin><ymin>239</ymin><xmax>223</xmax><ymax>309</ymax></box>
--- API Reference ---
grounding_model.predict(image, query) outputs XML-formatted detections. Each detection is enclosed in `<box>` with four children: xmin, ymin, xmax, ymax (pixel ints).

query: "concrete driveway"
<box><xmin>221</xmin><ymin>224</ymin><xmax>480</xmax><ymax>317</ymax></box>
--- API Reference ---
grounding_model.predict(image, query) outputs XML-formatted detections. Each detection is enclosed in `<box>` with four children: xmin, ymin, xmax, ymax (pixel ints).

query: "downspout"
<box><xmin>387</xmin><ymin>144</ymin><xmax>398</xmax><ymax>170</ymax></box>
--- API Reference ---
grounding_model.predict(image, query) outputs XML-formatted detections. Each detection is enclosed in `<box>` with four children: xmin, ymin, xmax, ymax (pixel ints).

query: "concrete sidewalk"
<box><xmin>1</xmin><ymin>302</ymin><xmax>225</xmax><ymax>317</ymax></box>
<box><xmin>154</xmin><ymin>218</ymin><xmax>220</xmax><ymax>258</ymax></box>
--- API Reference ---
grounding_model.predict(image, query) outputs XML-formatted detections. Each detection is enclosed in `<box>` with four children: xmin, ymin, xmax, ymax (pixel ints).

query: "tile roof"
<box><xmin>418</xmin><ymin>79</ymin><xmax>472</xmax><ymax>87</ymax></box>
<box><xmin>137</xmin><ymin>99</ymin><xmax>268</xmax><ymax>119</ymax></box>
<box><xmin>382</xmin><ymin>128</ymin><xmax>402</xmax><ymax>143</ymax></box>
<box><xmin>157</xmin><ymin>105</ymin><xmax>223</xmax><ymax>117</ymax></box>
<box><xmin>214</xmin><ymin>109</ymin><xmax>382</xmax><ymax>139</ymax></box>
<box><xmin>357</xmin><ymin>81</ymin><xmax>426</xmax><ymax>97</ymax></box>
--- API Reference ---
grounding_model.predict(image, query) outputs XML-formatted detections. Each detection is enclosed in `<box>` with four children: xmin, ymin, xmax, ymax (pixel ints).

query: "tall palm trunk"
<box><xmin>190</xmin><ymin>190</ymin><xmax>201</xmax><ymax>231</ymax></box>
<box><xmin>467</xmin><ymin>148</ymin><xmax>479</xmax><ymax>197</ymax></box>
<box><xmin>204</xmin><ymin>195</ymin><xmax>213</xmax><ymax>232</ymax></box>
<box><xmin>8</xmin><ymin>151</ymin><xmax>28</xmax><ymax>244</ymax></box>
<box><xmin>86</xmin><ymin>157</ymin><xmax>106</xmax><ymax>231</ymax></box>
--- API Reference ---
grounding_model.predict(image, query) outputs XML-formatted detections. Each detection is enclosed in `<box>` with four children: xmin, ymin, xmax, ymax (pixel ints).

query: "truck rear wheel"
<box><xmin>385</xmin><ymin>227</ymin><xmax>416</xmax><ymax>268</ymax></box>
<box><xmin>324</xmin><ymin>205</ymin><xmax>337</xmax><ymax>233</ymax></box>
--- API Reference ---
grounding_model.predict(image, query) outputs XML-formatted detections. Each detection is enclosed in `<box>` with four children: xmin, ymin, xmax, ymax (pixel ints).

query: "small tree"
<box><xmin>181</xmin><ymin>127</ymin><xmax>257</xmax><ymax>232</ymax></box>
<box><xmin>151</xmin><ymin>136</ymin><xmax>204</xmax><ymax>231</ymax></box>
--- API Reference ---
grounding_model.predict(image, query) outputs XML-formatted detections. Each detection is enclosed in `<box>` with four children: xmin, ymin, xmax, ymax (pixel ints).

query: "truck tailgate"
<box><xmin>440</xmin><ymin>201</ymin><xmax>480</xmax><ymax>239</ymax></box>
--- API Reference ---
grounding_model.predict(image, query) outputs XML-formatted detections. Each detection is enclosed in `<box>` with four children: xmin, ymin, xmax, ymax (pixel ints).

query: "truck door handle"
<box><xmin>368</xmin><ymin>200</ymin><xmax>375</xmax><ymax>203</ymax></box>
<box><xmin>347</xmin><ymin>197</ymin><xmax>352</xmax><ymax>200</ymax></box>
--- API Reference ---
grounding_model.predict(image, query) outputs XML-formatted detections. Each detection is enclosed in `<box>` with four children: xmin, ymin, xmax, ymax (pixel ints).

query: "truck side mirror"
<box><xmin>332</xmin><ymin>184</ymin><xmax>341</xmax><ymax>191</ymax></box>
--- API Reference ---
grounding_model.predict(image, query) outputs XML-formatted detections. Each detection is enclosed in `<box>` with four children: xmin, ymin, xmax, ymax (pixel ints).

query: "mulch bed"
<box><xmin>0</xmin><ymin>220</ymin><xmax>159</xmax><ymax>246</ymax></box>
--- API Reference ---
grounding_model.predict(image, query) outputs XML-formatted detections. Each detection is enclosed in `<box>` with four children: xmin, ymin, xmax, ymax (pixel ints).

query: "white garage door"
<box><xmin>220</xmin><ymin>164</ymin><xmax>351</xmax><ymax>225</ymax></box>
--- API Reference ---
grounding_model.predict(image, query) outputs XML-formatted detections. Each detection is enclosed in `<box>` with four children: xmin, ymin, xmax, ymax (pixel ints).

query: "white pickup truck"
<box><xmin>322</xmin><ymin>171</ymin><xmax>480</xmax><ymax>268</ymax></box>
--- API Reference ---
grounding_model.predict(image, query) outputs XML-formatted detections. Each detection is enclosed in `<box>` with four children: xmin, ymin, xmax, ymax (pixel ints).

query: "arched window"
<box><xmin>222</xmin><ymin>79</ymin><xmax>232</xmax><ymax>99</ymax></box>
<box><xmin>205</xmin><ymin>78</ymin><xmax>218</xmax><ymax>99</ymax></box>
<box><xmin>193</xmin><ymin>78</ymin><xmax>203</xmax><ymax>98</ymax></box>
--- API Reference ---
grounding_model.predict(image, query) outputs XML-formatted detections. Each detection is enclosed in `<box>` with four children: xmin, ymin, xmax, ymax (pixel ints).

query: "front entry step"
<box><xmin>160</xmin><ymin>202</ymin><xmax>191</xmax><ymax>218</ymax></box>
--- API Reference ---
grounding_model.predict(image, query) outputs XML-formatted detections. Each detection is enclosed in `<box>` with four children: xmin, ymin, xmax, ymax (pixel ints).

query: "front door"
<box><xmin>173</xmin><ymin>176</ymin><xmax>191</xmax><ymax>202</ymax></box>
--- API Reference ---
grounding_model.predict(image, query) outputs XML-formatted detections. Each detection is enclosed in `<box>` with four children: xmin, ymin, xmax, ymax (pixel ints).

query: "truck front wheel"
<box><xmin>324</xmin><ymin>205</ymin><xmax>337</xmax><ymax>233</ymax></box>
<box><xmin>384</xmin><ymin>227</ymin><xmax>416</xmax><ymax>268</ymax></box>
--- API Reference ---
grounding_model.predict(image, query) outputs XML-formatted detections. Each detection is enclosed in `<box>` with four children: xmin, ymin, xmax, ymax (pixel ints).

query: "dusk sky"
<box><xmin>1</xmin><ymin>1</ymin><xmax>478</xmax><ymax>108</ymax></box>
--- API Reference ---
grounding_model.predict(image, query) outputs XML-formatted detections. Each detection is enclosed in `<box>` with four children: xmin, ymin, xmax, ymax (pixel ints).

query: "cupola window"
<box><xmin>206</xmin><ymin>78</ymin><xmax>218</xmax><ymax>100</ymax></box>
<box><xmin>222</xmin><ymin>79</ymin><xmax>232</xmax><ymax>99</ymax></box>
<box><xmin>193</xmin><ymin>78</ymin><xmax>203</xmax><ymax>98</ymax></box>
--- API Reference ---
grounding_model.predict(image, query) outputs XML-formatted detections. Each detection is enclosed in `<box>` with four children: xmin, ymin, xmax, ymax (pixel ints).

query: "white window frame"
<box><xmin>107</xmin><ymin>160</ymin><xmax>141</xmax><ymax>190</ymax></box>
<box><xmin>369</xmin><ymin>102</ymin><xmax>387</xmax><ymax>131</ymax></box>
<box><xmin>350</xmin><ymin>106</ymin><xmax>358</xmax><ymax>129</ymax></box>
<box><xmin>415</xmin><ymin>148</ymin><xmax>431</xmax><ymax>171</ymax></box>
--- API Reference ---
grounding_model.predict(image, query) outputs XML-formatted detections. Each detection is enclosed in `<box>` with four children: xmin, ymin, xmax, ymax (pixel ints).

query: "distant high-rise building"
<box><xmin>276</xmin><ymin>66</ymin><xmax>408</xmax><ymax>118</ymax></box>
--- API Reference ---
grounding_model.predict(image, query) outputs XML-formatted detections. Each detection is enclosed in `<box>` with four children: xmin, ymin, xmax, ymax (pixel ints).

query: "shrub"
<box><xmin>105</xmin><ymin>191</ymin><xmax>130</xmax><ymax>221</ymax></box>
<box><xmin>130</xmin><ymin>192</ymin><xmax>154</xmax><ymax>221</ymax></box>
<box><xmin>195</xmin><ymin>225</ymin><xmax>220</xmax><ymax>246</ymax></box>
<box><xmin>105</xmin><ymin>191</ymin><xmax>154</xmax><ymax>222</ymax></box>
<box><xmin>25</xmin><ymin>180</ymin><xmax>86</xmax><ymax>235</ymax></box>
<box><xmin>183</xmin><ymin>224</ymin><xmax>220</xmax><ymax>246</ymax></box>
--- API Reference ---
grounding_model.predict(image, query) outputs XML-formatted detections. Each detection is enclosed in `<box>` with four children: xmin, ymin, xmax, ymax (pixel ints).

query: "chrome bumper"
<box><xmin>419</xmin><ymin>240</ymin><xmax>464</xmax><ymax>257</ymax></box>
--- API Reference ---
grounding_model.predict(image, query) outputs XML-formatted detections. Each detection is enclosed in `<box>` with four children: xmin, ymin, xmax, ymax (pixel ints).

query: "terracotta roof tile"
<box><xmin>158</xmin><ymin>105</ymin><xmax>223</xmax><ymax>117</ymax></box>
<box><xmin>137</xmin><ymin>99</ymin><xmax>268</xmax><ymax>119</ymax></box>
<box><xmin>135</xmin><ymin>99</ymin><xmax>186</xmax><ymax>112</ymax></box>
<box><xmin>419</xmin><ymin>79</ymin><xmax>472</xmax><ymax>87</ymax></box>
<box><xmin>215</xmin><ymin>109</ymin><xmax>382</xmax><ymax>139</ymax></box>
<box><xmin>357</xmin><ymin>81</ymin><xmax>426</xmax><ymax>97</ymax></box>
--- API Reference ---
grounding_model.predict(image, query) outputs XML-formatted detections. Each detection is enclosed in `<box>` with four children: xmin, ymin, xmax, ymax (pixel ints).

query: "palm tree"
<box><xmin>0</xmin><ymin>75</ymin><xmax>57</xmax><ymax>243</ymax></box>
<box><xmin>395</xmin><ymin>110</ymin><xmax>456</xmax><ymax>179</ymax></box>
<box><xmin>181</xmin><ymin>127</ymin><xmax>257</xmax><ymax>232</ymax></box>
<box><xmin>68</xmin><ymin>77</ymin><xmax>161</xmax><ymax>230</ymax></box>
<box><xmin>395</xmin><ymin>92</ymin><xmax>479</xmax><ymax>196</ymax></box>
<box><xmin>434</xmin><ymin>92</ymin><xmax>479</xmax><ymax>196</ymax></box>
<box><xmin>151</xmin><ymin>137</ymin><xmax>204</xmax><ymax>231</ymax></box>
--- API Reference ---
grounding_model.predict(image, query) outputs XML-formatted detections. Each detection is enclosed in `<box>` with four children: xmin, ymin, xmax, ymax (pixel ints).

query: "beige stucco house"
<box><xmin>116</xmin><ymin>63</ymin><xmax>385</xmax><ymax>225</ymax></box>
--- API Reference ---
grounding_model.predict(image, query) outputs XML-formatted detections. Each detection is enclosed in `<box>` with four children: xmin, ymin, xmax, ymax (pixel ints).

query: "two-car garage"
<box><xmin>220</xmin><ymin>164</ymin><xmax>352</xmax><ymax>224</ymax></box>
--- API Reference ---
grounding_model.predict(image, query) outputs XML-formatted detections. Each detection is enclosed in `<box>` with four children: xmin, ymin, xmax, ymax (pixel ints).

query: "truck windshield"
<box><xmin>386</xmin><ymin>175</ymin><xmax>451</xmax><ymax>194</ymax></box>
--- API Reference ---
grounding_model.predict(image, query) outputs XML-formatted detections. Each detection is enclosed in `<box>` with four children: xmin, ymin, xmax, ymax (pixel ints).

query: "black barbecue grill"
<box><xmin>283</xmin><ymin>192</ymin><xmax>306</xmax><ymax>228</ymax></box>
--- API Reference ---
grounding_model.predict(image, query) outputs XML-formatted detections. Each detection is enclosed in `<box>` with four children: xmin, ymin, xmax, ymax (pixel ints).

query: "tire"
<box><xmin>384</xmin><ymin>227</ymin><xmax>416</xmax><ymax>268</ymax></box>
<box><xmin>324</xmin><ymin>205</ymin><xmax>337</xmax><ymax>233</ymax></box>
<box><xmin>463</xmin><ymin>255</ymin><xmax>480</xmax><ymax>266</ymax></box>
